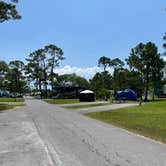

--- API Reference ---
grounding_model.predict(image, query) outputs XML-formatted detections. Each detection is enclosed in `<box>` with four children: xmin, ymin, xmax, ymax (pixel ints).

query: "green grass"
<box><xmin>86</xmin><ymin>101</ymin><xmax>166</xmax><ymax>143</ymax></box>
<box><xmin>65</xmin><ymin>103</ymin><xmax>112</xmax><ymax>109</ymax></box>
<box><xmin>0</xmin><ymin>104</ymin><xmax>25</xmax><ymax>111</ymax></box>
<box><xmin>43</xmin><ymin>99</ymin><xmax>80</xmax><ymax>104</ymax></box>
<box><xmin>0</xmin><ymin>98</ymin><xmax>24</xmax><ymax>102</ymax></box>
<box><xmin>0</xmin><ymin>104</ymin><xmax>14</xmax><ymax>111</ymax></box>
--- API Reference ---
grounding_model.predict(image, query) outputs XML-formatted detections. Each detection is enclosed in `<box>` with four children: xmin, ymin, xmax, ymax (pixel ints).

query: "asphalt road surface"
<box><xmin>71</xmin><ymin>103</ymin><xmax>139</xmax><ymax>114</ymax></box>
<box><xmin>0</xmin><ymin>99</ymin><xmax>166</xmax><ymax>166</ymax></box>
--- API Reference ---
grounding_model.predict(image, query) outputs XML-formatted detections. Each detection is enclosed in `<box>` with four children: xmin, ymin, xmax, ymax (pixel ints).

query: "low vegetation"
<box><xmin>65</xmin><ymin>103</ymin><xmax>111</xmax><ymax>109</ymax></box>
<box><xmin>86</xmin><ymin>101</ymin><xmax>166</xmax><ymax>143</ymax></box>
<box><xmin>0</xmin><ymin>104</ymin><xmax>23</xmax><ymax>111</ymax></box>
<box><xmin>0</xmin><ymin>98</ymin><xmax>24</xmax><ymax>102</ymax></box>
<box><xmin>0</xmin><ymin>104</ymin><xmax>14</xmax><ymax>111</ymax></box>
<box><xmin>43</xmin><ymin>99</ymin><xmax>80</xmax><ymax>104</ymax></box>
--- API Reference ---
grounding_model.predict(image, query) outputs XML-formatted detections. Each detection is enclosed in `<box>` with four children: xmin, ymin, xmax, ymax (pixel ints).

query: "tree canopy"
<box><xmin>0</xmin><ymin>0</ymin><xmax>21</xmax><ymax>23</ymax></box>
<box><xmin>126</xmin><ymin>42</ymin><xmax>165</xmax><ymax>101</ymax></box>
<box><xmin>56</xmin><ymin>73</ymin><xmax>89</xmax><ymax>89</ymax></box>
<box><xmin>25</xmin><ymin>44</ymin><xmax>64</xmax><ymax>98</ymax></box>
<box><xmin>98</xmin><ymin>56</ymin><xmax>110</xmax><ymax>71</ymax></box>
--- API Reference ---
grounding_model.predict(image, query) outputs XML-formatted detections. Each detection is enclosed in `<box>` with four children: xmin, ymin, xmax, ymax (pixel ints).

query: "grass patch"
<box><xmin>0</xmin><ymin>104</ymin><xmax>14</xmax><ymax>111</ymax></box>
<box><xmin>0</xmin><ymin>98</ymin><xmax>24</xmax><ymax>102</ymax></box>
<box><xmin>0</xmin><ymin>103</ymin><xmax>25</xmax><ymax>111</ymax></box>
<box><xmin>0</xmin><ymin>104</ymin><xmax>25</xmax><ymax>111</ymax></box>
<box><xmin>86</xmin><ymin>101</ymin><xmax>166</xmax><ymax>143</ymax></box>
<box><xmin>43</xmin><ymin>99</ymin><xmax>80</xmax><ymax>104</ymax></box>
<box><xmin>65</xmin><ymin>103</ymin><xmax>111</xmax><ymax>109</ymax></box>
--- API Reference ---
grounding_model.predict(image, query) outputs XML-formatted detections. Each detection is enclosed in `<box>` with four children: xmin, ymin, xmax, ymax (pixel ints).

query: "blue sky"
<box><xmin>0</xmin><ymin>0</ymin><xmax>165</xmax><ymax>77</ymax></box>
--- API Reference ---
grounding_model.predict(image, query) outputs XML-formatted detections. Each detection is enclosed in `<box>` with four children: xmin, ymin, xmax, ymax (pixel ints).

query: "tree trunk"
<box><xmin>144</xmin><ymin>72</ymin><xmax>149</xmax><ymax>102</ymax></box>
<box><xmin>152</xmin><ymin>89</ymin><xmax>155</xmax><ymax>101</ymax></box>
<box><xmin>139</xmin><ymin>98</ymin><xmax>142</xmax><ymax>106</ymax></box>
<box><xmin>49</xmin><ymin>56</ymin><xmax>55</xmax><ymax>98</ymax></box>
<box><xmin>50</xmin><ymin>64</ymin><xmax>54</xmax><ymax>97</ymax></box>
<box><xmin>39</xmin><ymin>79</ymin><xmax>42</xmax><ymax>99</ymax></box>
<box><xmin>144</xmin><ymin>84</ymin><xmax>149</xmax><ymax>102</ymax></box>
<box><xmin>44</xmin><ymin>81</ymin><xmax>47</xmax><ymax>98</ymax></box>
<box><xmin>51</xmin><ymin>74</ymin><xmax>54</xmax><ymax>97</ymax></box>
<box><xmin>43</xmin><ymin>60</ymin><xmax>48</xmax><ymax>98</ymax></box>
<box><xmin>152</xmin><ymin>84</ymin><xmax>155</xmax><ymax>101</ymax></box>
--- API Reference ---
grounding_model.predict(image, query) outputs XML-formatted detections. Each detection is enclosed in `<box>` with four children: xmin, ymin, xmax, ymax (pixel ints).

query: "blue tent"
<box><xmin>116</xmin><ymin>89</ymin><xmax>137</xmax><ymax>100</ymax></box>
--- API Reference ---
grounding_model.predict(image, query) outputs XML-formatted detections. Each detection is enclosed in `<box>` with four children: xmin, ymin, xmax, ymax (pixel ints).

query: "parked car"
<box><xmin>0</xmin><ymin>90</ymin><xmax>10</xmax><ymax>97</ymax></box>
<box><xmin>10</xmin><ymin>92</ymin><xmax>23</xmax><ymax>98</ymax></box>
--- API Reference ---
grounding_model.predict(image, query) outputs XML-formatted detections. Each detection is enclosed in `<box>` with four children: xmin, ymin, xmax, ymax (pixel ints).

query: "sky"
<box><xmin>0</xmin><ymin>0</ymin><xmax>165</xmax><ymax>78</ymax></box>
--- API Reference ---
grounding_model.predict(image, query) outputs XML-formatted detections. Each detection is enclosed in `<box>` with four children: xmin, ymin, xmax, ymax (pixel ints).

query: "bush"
<box><xmin>96</xmin><ymin>89</ymin><xmax>110</xmax><ymax>100</ymax></box>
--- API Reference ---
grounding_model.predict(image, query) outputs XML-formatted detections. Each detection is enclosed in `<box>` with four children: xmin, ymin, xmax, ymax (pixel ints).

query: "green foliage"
<box><xmin>98</xmin><ymin>56</ymin><xmax>110</xmax><ymax>71</ymax></box>
<box><xmin>56</xmin><ymin>73</ymin><xmax>89</xmax><ymax>89</ymax></box>
<box><xmin>163</xmin><ymin>34</ymin><xmax>166</xmax><ymax>55</ymax></box>
<box><xmin>112</xmin><ymin>68</ymin><xmax>142</xmax><ymax>97</ymax></box>
<box><xmin>0</xmin><ymin>0</ymin><xmax>21</xmax><ymax>23</ymax></box>
<box><xmin>110</xmin><ymin>58</ymin><xmax>125</xmax><ymax>70</ymax></box>
<box><xmin>45</xmin><ymin>44</ymin><xmax>64</xmax><ymax>92</ymax></box>
<box><xmin>0</xmin><ymin>60</ymin><xmax>27</xmax><ymax>94</ymax></box>
<box><xmin>95</xmin><ymin>56</ymin><xmax>125</xmax><ymax>99</ymax></box>
<box><xmin>0</xmin><ymin>104</ymin><xmax>14</xmax><ymax>111</ymax></box>
<box><xmin>0</xmin><ymin>61</ymin><xmax>9</xmax><ymax>90</ymax></box>
<box><xmin>151</xmin><ymin>53</ymin><xmax>165</xmax><ymax>100</ymax></box>
<box><xmin>0</xmin><ymin>60</ymin><xmax>8</xmax><ymax>71</ymax></box>
<box><xmin>0</xmin><ymin>98</ymin><xmax>24</xmax><ymax>102</ymax></box>
<box><xmin>86</xmin><ymin>101</ymin><xmax>166</xmax><ymax>143</ymax></box>
<box><xmin>25</xmin><ymin>44</ymin><xmax>64</xmax><ymax>98</ymax></box>
<box><xmin>90</xmin><ymin>71</ymin><xmax>112</xmax><ymax>90</ymax></box>
<box><xmin>0</xmin><ymin>102</ymin><xmax>24</xmax><ymax>111</ymax></box>
<box><xmin>98</xmin><ymin>56</ymin><xmax>125</xmax><ymax>71</ymax></box>
<box><xmin>95</xmin><ymin>88</ymin><xmax>110</xmax><ymax>100</ymax></box>
<box><xmin>7</xmin><ymin>60</ymin><xmax>26</xmax><ymax>94</ymax></box>
<box><xmin>126</xmin><ymin>42</ymin><xmax>165</xmax><ymax>101</ymax></box>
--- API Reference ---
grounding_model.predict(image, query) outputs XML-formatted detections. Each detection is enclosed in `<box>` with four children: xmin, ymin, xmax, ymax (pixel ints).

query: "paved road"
<box><xmin>0</xmin><ymin>99</ymin><xmax>166</xmax><ymax>166</ymax></box>
<box><xmin>59</xmin><ymin>101</ymin><xmax>109</xmax><ymax>107</ymax></box>
<box><xmin>72</xmin><ymin>103</ymin><xmax>139</xmax><ymax>114</ymax></box>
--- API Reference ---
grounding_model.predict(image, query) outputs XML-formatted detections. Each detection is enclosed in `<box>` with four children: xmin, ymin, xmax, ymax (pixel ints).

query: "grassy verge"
<box><xmin>0</xmin><ymin>98</ymin><xmax>24</xmax><ymax>102</ymax></box>
<box><xmin>86</xmin><ymin>101</ymin><xmax>166</xmax><ymax>143</ymax></box>
<box><xmin>0</xmin><ymin>104</ymin><xmax>25</xmax><ymax>111</ymax></box>
<box><xmin>43</xmin><ymin>99</ymin><xmax>80</xmax><ymax>104</ymax></box>
<box><xmin>0</xmin><ymin>104</ymin><xmax>14</xmax><ymax>111</ymax></box>
<box><xmin>65</xmin><ymin>103</ymin><xmax>112</xmax><ymax>109</ymax></box>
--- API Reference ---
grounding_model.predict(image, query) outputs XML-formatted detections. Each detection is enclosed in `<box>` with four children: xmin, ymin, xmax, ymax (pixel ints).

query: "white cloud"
<box><xmin>54</xmin><ymin>65</ymin><xmax>113</xmax><ymax>79</ymax></box>
<box><xmin>163</xmin><ymin>56</ymin><xmax>166</xmax><ymax>61</ymax></box>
